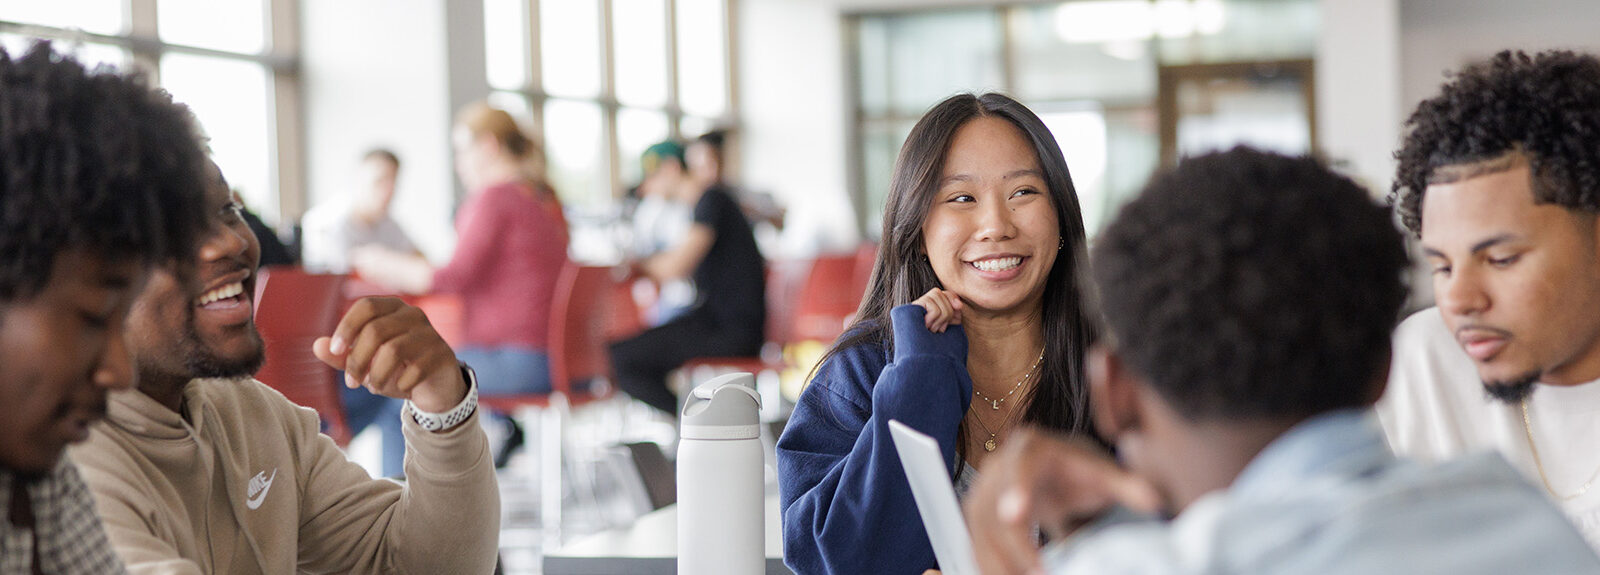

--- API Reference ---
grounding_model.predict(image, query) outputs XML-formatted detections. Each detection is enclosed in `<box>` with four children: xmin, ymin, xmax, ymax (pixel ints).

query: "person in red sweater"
<box><xmin>354</xmin><ymin>104</ymin><xmax>569</xmax><ymax>461</ymax></box>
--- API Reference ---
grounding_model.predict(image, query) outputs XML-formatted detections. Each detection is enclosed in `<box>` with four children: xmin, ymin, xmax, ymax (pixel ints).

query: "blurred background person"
<box><xmin>628</xmin><ymin>145</ymin><xmax>697</xmax><ymax>327</ymax></box>
<box><xmin>354</xmin><ymin>102</ymin><xmax>568</xmax><ymax>466</ymax></box>
<box><xmin>689</xmin><ymin>129</ymin><xmax>784</xmax><ymax>233</ymax></box>
<box><xmin>610</xmin><ymin>140</ymin><xmax>766</xmax><ymax>415</ymax></box>
<box><xmin>301</xmin><ymin>148</ymin><xmax>419</xmax><ymax>274</ymax></box>
<box><xmin>299</xmin><ymin>148</ymin><xmax>421</xmax><ymax>477</ymax></box>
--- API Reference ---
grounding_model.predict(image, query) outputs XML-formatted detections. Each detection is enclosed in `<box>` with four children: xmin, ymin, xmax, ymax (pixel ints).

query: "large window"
<box><xmin>0</xmin><ymin>0</ymin><xmax>299</xmax><ymax>227</ymax></box>
<box><xmin>484</xmin><ymin>0</ymin><xmax>734</xmax><ymax>208</ymax></box>
<box><xmin>849</xmin><ymin>0</ymin><xmax>1317</xmax><ymax>236</ymax></box>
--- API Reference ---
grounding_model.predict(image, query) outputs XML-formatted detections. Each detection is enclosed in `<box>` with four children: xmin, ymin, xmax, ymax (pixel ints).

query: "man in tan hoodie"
<box><xmin>71</xmin><ymin>161</ymin><xmax>500</xmax><ymax>574</ymax></box>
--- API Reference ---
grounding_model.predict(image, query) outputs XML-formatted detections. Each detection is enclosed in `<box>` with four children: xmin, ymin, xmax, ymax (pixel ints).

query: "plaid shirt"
<box><xmin>1</xmin><ymin>460</ymin><xmax>125</xmax><ymax>575</ymax></box>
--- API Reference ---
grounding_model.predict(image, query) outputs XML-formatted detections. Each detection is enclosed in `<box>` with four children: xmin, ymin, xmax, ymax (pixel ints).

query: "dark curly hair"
<box><xmin>1392</xmin><ymin>49</ymin><xmax>1600</xmax><ymax>235</ymax></box>
<box><xmin>1091</xmin><ymin>147</ymin><xmax>1410</xmax><ymax>421</ymax></box>
<box><xmin>0</xmin><ymin>41</ymin><xmax>209</xmax><ymax>301</ymax></box>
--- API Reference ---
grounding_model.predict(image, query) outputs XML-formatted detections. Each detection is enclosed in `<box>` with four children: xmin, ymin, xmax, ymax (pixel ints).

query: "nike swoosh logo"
<box><xmin>246</xmin><ymin>469</ymin><xmax>277</xmax><ymax>510</ymax></box>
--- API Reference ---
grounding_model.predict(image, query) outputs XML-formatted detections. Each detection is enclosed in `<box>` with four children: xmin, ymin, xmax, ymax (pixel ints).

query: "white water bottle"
<box><xmin>678</xmin><ymin>372</ymin><xmax>764</xmax><ymax>575</ymax></box>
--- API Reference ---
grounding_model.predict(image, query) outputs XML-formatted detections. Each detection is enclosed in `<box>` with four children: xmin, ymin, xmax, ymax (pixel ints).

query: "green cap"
<box><xmin>641</xmin><ymin>140</ymin><xmax>686</xmax><ymax>175</ymax></box>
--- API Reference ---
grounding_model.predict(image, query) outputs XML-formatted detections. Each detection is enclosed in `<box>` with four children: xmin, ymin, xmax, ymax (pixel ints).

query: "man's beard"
<box><xmin>1483</xmin><ymin>371</ymin><xmax>1541</xmax><ymax>404</ymax></box>
<box><xmin>180</xmin><ymin>307</ymin><xmax>265</xmax><ymax>379</ymax></box>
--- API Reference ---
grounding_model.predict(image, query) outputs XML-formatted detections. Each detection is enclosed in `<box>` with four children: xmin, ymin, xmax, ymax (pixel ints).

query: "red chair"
<box><xmin>679</xmin><ymin>259</ymin><xmax>810</xmax><ymax>376</ymax></box>
<box><xmin>252</xmin><ymin>266</ymin><xmax>352</xmax><ymax>445</ymax></box>
<box><xmin>679</xmin><ymin>253</ymin><xmax>869</xmax><ymax>421</ymax></box>
<box><xmin>790</xmin><ymin>254</ymin><xmax>866</xmax><ymax>344</ymax></box>
<box><xmin>475</xmin><ymin>262</ymin><xmax>627</xmax><ymax>547</ymax></box>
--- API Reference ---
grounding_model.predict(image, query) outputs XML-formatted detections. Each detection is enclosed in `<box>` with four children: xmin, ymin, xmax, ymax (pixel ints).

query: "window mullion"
<box><xmin>127</xmin><ymin>0</ymin><xmax>159</xmax><ymax>77</ymax></box>
<box><xmin>601</xmin><ymin>0</ymin><xmax>621</xmax><ymax>202</ymax></box>
<box><xmin>664</xmin><ymin>0</ymin><xmax>680</xmax><ymax>138</ymax></box>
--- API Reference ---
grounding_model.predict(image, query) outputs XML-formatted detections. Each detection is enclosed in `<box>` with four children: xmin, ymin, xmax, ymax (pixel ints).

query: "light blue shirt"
<box><xmin>1045</xmin><ymin>410</ymin><xmax>1600</xmax><ymax>574</ymax></box>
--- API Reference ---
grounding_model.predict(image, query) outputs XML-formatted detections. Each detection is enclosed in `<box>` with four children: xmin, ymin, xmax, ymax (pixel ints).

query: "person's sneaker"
<box><xmin>494</xmin><ymin>418</ymin><xmax>525</xmax><ymax>469</ymax></box>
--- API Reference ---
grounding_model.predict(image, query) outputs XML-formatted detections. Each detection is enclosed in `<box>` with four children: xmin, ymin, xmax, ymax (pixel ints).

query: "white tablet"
<box><xmin>887</xmin><ymin>419</ymin><xmax>980</xmax><ymax>575</ymax></box>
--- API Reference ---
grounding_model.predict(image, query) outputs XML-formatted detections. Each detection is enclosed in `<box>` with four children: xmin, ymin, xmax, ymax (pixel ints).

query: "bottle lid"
<box><xmin>681</xmin><ymin>373</ymin><xmax>761</xmax><ymax>439</ymax></box>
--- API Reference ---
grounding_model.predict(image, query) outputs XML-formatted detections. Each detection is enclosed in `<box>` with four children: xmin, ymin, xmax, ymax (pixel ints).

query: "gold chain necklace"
<box><xmin>967</xmin><ymin>397</ymin><xmax>1023</xmax><ymax>452</ymax></box>
<box><xmin>973</xmin><ymin>348</ymin><xmax>1045</xmax><ymax>410</ymax></box>
<box><xmin>1520</xmin><ymin>399</ymin><xmax>1600</xmax><ymax>501</ymax></box>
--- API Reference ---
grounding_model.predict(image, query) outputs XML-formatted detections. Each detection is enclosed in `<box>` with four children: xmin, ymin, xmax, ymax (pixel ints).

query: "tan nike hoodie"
<box><xmin>69</xmin><ymin>378</ymin><xmax>499</xmax><ymax>574</ymax></box>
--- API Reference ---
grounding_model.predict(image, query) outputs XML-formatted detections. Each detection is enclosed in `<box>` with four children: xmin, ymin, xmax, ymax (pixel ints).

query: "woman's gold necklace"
<box><xmin>973</xmin><ymin>348</ymin><xmax>1045</xmax><ymax>410</ymax></box>
<box><xmin>968</xmin><ymin>405</ymin><xmax>1020</xmax><ymax>452</ymax></box>
<box><xmin>1521</xmin><ymin>399</ymin><xmax>1600</xmax><ymax>501</ymax></box>
<box><xmin>969</xmin><ymin>349</ymin><xmax>1044</xmax><ymax>452</ymax></box>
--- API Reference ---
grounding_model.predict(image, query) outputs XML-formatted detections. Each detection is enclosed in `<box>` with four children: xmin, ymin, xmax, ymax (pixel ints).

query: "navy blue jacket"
<box><xmin>777</xmin><ymin>304</ymin><xmax>973</xmax><ymax>575</ymax></box>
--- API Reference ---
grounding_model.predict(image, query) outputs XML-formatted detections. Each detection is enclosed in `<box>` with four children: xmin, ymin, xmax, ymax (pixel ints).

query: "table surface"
<box><xmin>541</xmin><ymin>494</ymin><xmax>793</xmax><ymax>575</ymax></box>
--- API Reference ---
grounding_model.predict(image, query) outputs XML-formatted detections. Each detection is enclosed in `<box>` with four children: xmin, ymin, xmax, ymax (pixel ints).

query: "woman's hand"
<box><xmin>912</xmin><ymin>288</ymin><xmax>964</xmax><ymax>333</ymax></box>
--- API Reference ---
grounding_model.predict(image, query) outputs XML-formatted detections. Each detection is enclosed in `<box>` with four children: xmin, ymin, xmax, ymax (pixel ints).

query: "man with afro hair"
<box><xmin>1379</xmin><ymin>49</ymin><xmax>1600</xmax><ymax>551</ymax></box>
<box><xmin>0</xmin><ymin>41</ymin><xmax>210</xmax><ymax>574</ymax></box>
<box><xmin>960</xmin><ymin>147</ymin><xmax>1597</xmax><ymax>574</ymax></box>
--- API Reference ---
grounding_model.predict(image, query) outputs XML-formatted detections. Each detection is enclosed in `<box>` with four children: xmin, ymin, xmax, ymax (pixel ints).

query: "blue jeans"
<box><xmin>456</xmin><ymin>346</ymin><xmax>554</xmax><ymax>396</ymax></box>
<box><xmin>457</xmin><ymin>347</ymin><xmax>553</xmax><ymax>461</ymax></box>
<box><xmin>340</xmin><ymin>382</ymin><xmax>406</xmax><ymax>478</ymax></box>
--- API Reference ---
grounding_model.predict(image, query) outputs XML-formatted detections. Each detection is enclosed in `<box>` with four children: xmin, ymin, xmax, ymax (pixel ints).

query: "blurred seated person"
<box><xmin>301</xmin><ymin>148</ymin><xmax>420</xmax><ymax>274</ymax></box>
<box><xmin>610</xmin><ymin>141</ymin><xmax>766</xmax><ymax>414</ymax></box>
<box><xmin>628</xmin><ymin>162</ymin><xmax>696</xmax><ymax>326</ymax></box>
<box><xmin>301</xmin><ymin>148</ymin><xmax>419</xmax><ymax>476</ymax></box>
<box><xmin>688</xmin><ymin>129</ymin><xmax>784</xmax><ymax>231</ymax></box>
<box><xmin>354</xmin><ymin>103</ymin><xmax>568</xmax><ymax>464</ymax></box>
<box><xmin>962</xmin><ymin>148</ymin><xmax>1600</xmax><ymax>575</ymax></box>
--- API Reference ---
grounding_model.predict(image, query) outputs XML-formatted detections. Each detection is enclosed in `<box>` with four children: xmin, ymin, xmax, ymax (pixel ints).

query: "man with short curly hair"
<box><xmin>0</xmin><ymin>41</ymin><xmax>210</xmax><ymax>575</ymax></box>
<box><xmin>961</xmin><ymin>147</ymin><xmax>1598</xmax><ymax>575</ymax></box>
<box><xmin>1378</xmin><ymin>49</ymin><xmax>1600</xmax><ymax>551</ymax></box>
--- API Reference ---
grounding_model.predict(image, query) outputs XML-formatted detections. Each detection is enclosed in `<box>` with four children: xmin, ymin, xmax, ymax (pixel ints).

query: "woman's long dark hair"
<box><xmin>819</xmin><ymin>92</ymin><xmax>1098</xmax><ymax>454</ymax></box>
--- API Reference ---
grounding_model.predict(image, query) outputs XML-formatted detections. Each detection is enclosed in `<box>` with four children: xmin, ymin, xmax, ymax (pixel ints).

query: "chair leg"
<box><xmin>539</xmin><ymin>397</ymin><xmax>565</xmax><ymax>549</ymax></box>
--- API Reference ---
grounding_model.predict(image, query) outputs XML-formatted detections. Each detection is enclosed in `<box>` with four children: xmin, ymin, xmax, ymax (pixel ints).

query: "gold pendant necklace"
<box><xmin>973</xmin><ymin>348</ymin><xmax>1045</xmax><ymax>410</ymax></box>
<box><xmin>967</xmin><ymin>396</ymin><xmax>1022</xmax><ymax>452</ymax></box>
<box><xmin>1521</xmin><ymin>399</ymin><xmax>1600</xmax><ymax>501</ymax></box>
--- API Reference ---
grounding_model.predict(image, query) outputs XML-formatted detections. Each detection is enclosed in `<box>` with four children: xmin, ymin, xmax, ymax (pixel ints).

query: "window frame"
<box><xmin>0</xmin><ymin>0</ymin><xmax>303</xmax><ymax>229</ymax></box>
<box><xmin>488</xmin><ymin>0</ymin><xmax>738</xmax><ymax>207</ymax></box>
<box><xmin>843</xmin><ymin>1</ymin><xmax>1319</xmax><ymax>238</ymax></box>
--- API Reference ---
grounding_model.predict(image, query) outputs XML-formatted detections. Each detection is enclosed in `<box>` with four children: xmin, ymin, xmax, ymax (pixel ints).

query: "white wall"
<box><xmin>1316</xmin><ymin>0</ymin><xmax>1401</xmax><ymax>195</ymax></box>
<box><xmin>736</xmin><ymin>0</ymin><xmax>854</xmax><ymax>256</ymax></box>
<box><xmin>1400</xmin><ymin>0</ymin><xmax>1600</xmax><ymax>112</ymax></box>
<box><xmin>300</xmin><ymin>0</ymin><xmax>457</xmax><ymax>262</ymax></box>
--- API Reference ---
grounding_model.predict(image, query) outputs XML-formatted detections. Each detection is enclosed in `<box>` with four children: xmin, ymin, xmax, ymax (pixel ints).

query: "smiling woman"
<box><xmin>776</xmin><ymin>92</ymin><xmax>1097</xmax><ymax>575</ymax></box>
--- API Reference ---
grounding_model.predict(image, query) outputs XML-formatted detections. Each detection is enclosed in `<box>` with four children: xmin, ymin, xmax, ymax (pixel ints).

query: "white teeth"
<box><xmin>971</xmin><ymin>257</ymin><xmax>1022</xmax><ymax>272</ymax></box>
<box><xmin>197</xmin><ymin>282</ymin><xmax>244</xmax><ymax>305</ymax></box>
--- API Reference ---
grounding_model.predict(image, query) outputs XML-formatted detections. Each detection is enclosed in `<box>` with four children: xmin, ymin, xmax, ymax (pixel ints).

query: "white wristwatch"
<box><xmin>407</xmin><ymin>363</ymin><xmax>479</xmax><ymax>432</ymax></box>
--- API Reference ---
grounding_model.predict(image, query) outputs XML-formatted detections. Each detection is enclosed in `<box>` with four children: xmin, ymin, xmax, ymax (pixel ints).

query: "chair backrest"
<box><xmin>548</xmin><ymin>263</ymin><xmax>620</xmax><ymax>392</ymax></box>
<box><xmin>791</xmin><ymin>254</ymin><xmax>865</xmax><ymax>343</ymax></box>
<box><xmin>253</xmin><ymin>266</ymin><xmax>352</xmax><ymax>445</ymax></box>
<box><xmin>762</xmin><ymin>259</ymin><xmax>812</xmax><ymax>345</ymax></box>
<box><xmin>851</xmin><ymin>242</ymin><xmax>878</xmax><ymax>302</ymax></box>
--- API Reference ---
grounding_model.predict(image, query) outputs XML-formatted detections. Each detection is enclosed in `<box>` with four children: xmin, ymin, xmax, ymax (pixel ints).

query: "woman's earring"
<box><xmin>1058</xmin><ymin>236</ymin><xmax>1065</xmax><ymax>250</ymax></box>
